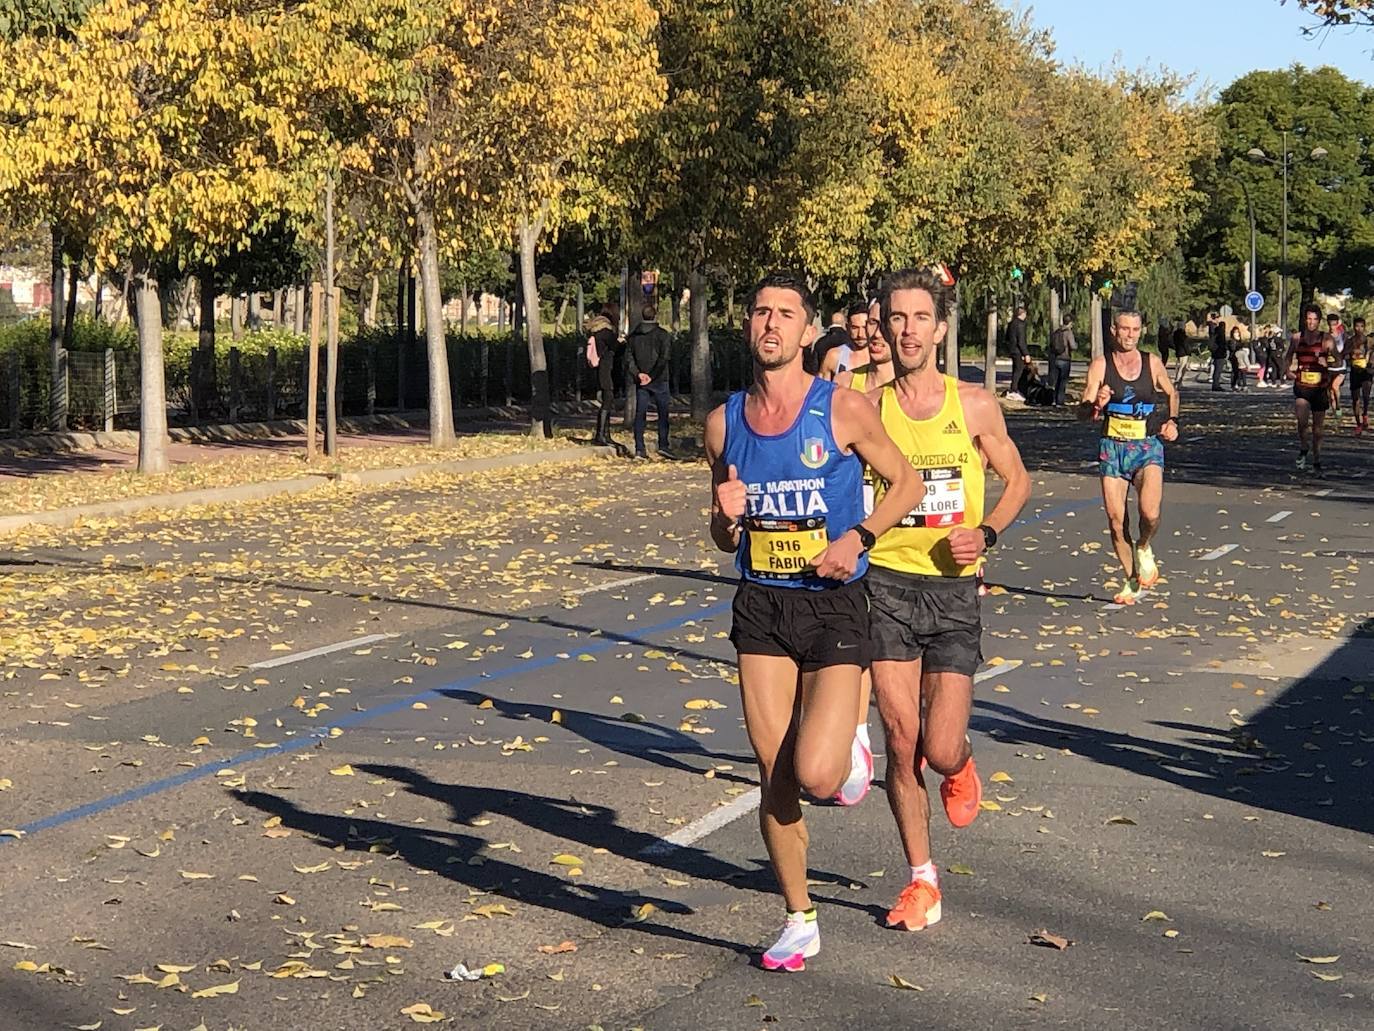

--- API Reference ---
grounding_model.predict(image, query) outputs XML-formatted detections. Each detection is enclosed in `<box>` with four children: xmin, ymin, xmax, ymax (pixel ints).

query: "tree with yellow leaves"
<box><xmin>0</xmin><ymin>0</ymin><xmax>344</xmax><ymax>471</ymax></box>
<box><xmin>323</xmin><ymin>0</ymin><xmax>661</xmax><ymax>444</ymax></box>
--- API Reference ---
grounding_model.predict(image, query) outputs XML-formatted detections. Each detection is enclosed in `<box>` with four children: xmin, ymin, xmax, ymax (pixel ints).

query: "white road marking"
<box><xmin>565</xmin><ymin>573</ymin><xmax>659</xmax><ymax>597</ymax></box>
<box><xmin>1184</xmin><ymin>435</ymin><xmax>1204</xmax><ymax>444</ymax></box>
<box><xmin>1266</xmin><ymin>511</ymin><xmax>1292</xmax><ymax>524</ymax></box>
<box><xmin>1199</xmin><ymin>543</ymin><xmax>1238</xmax><ymax>561</ymax></box>
<box><xmin>638</xmin><ymin>661</ymin><xmax>1022</xmax><ymax>859</ymax></box>
<box><xmin>1313</xmin><ymin>488</ymin><xmax>1333</xmax><ymax>497</ymax></box>
<box><xmin>249</xmin><ymin>633</ymin><xmax>393</xmax><ymax>670</ymax></box>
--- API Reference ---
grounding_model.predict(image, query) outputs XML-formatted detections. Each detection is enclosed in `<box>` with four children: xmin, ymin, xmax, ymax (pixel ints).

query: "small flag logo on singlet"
<box><xmin>800</xmin><ymin>438</ymin><xmax>828</xmax><ymax>468</ymax></box>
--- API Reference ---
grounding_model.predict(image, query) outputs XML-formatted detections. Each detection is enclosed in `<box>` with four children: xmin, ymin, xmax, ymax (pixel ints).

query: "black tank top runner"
<box><xmin>1102</xmin><ymin>351</ymin><xmax>1160</xmax><ymax>439</ymax></box>
<box><xmin>1293</xmin><ymin>330</ymin><xmax>1329</xmax><ymax>387</ymax></box>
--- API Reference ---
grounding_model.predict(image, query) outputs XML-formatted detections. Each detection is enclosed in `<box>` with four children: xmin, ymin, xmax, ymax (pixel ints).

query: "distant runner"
<box><xmin>1079</xmin><ymin>310</ymin><xmax>1179</xmax><ymax>605</ymax></box>
<box><xmin>861</xmin><ymin>268</ymin><xmax>1030</xmax><ymax>933</ymax></box>
<box><xmin>1284</xmin><ymin>303</ymin><xmax>1337</xmax><ymax>474</ymax></box>
<box><xmin>819</xmin><ymin>302</ymin><xmax>872</xmax><ymax>381</ymax></box>
<box><xmin>704</xmin><ymin>272</ymin><xmax>920</xmax><ymax>973</ymax></box>
<box><xmin>1349</xmin><ymin>317</ymin><xmax>1371</xmax><ymax>434</ymax></box>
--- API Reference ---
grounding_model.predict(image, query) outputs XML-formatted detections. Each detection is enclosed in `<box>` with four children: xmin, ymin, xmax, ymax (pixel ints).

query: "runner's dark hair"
<box><xmin>878</xmin><ymin>267</ymin><xmax>948</xmax><ymax>322</ymax></box>
<box><xmin>1301</xmin><ymin>301</ymin><xmax>1324</xmax><ymax>322</ymax></box>
<box><xmin>748</xmin><ymin>272</ymin><xmax>817</xmax><ymax>320</ymax></box>
<box><xmin>846</xmin><ymin>301</ymin><xmax>869</xmax><ymax>318</ymax></box>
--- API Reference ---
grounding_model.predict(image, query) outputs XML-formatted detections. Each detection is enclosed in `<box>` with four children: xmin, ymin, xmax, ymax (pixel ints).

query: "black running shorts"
<box><xmin>866</xmin><ymin>566</ymin><xmax>982</xmax><ymax>676</ymax></box>
<box><xmin>1294</xmin><ymin>383</ymin><xmax>1331</xmax><ymax>412</ymax></box>
<box><xmin>730</xmin><ymin>578</ymin><xmax>870</xmax><ymax>671</ymax></box>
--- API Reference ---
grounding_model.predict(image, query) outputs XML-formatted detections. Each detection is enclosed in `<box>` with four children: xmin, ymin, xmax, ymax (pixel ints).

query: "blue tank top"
<box><xmin>723</xmin><ymin>377</ymin><xmax>868</xmax><ymax>590</ymax></box>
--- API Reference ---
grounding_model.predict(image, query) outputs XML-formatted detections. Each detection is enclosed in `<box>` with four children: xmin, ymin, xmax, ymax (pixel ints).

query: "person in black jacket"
<box><xmin>627</xmin><ymin>304</ymin><xmax>673</xmax><ymax>459</ymax></box>
<box><xmin>1048</xmin><ymin>315</ymin><xmax>1076</xmax><ymax>405</ymax></box>
<box><xmin>1006</xmin><ymin>305</ymin><xmax>1032</xmax><ymax>398</ymax></box>
<box><xmin>1208</xmin><ymin>313</ymin><xmax>1227</xmax><ymax>391</ymax></box>
<box><xmin>585</xmin><ymin>303</ymin><xmax>620</xmax><ymax>446</ymax></box>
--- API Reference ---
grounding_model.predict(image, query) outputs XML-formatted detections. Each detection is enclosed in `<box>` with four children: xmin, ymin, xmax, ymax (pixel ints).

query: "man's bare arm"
<box><xmin>1078</xmin><ymin>356</ymin><xmax>1108</xmax><ymax>421</ymax></box>
<box><xmin>703</xmin><ymin>406</ymin><xmax>742</xmax><ymax>553</ymax></box>
<box><xmin>964</xmin><ymin>388</ymin><xmax>1030</xmax><ymax>536</ymax></box>
<box><xmin>833</xmin><ymin>388</ymin><xmax>920</xmax><ymax>539</ymax></box>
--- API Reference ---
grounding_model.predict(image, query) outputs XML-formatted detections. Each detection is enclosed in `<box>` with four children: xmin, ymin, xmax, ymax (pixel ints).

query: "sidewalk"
<box><xmin>0</xmin><ymin>410</ymin><xmax>644</xmax><ymax>532</ymax></box>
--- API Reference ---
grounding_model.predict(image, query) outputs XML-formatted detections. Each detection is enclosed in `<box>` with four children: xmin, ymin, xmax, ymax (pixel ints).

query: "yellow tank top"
<box><xmin>867</xmin><ymin>376</ymin><xmax>985</xmax><ymax>577</ymax></box>
<box><xmin>849</xmin><ymin>368</ymin><xmax>867</xmax><ymax>392</ymax></box>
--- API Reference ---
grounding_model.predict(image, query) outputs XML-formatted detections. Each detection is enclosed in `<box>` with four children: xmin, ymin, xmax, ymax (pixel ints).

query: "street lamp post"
<box><xmin>1248</xmin><ymin>133</ymin><xmax>1328</xmax><ymax>331</ymax></box>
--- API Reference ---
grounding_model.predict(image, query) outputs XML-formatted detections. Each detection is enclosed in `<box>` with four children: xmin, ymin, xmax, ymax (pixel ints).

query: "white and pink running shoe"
<box><xmin>761</xmin><ymin>908</ymin><xmax>819</xmax><ymax>972</ymax></box>
<box><xmin>834</xmin><ymin>727</ymin><xmax>873</xmax><ymax>806</ymax></box>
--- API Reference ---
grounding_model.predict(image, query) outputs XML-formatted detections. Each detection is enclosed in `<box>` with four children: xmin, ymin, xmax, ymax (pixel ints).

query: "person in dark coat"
<box><xmin>626</xmin><ymin>304</ymin><xmax>673</xmax><ymax>459</ymax></box>
<box><xmin>1006</xmin><ymin>304</ymin><xmax>1032</xmax><ymax>397</ymax></box>
<box><xmin>1208</xmin><ymin>313</ymin><xmax>1227</xmax><ymax>391</ymax></box>
<box><xmin>1048</xmin><ymin>315</ymin><xmax>1076</xmax><ymax>406</ymax></box>
<box><xmin>585</xmin><ymin>303</ymin><xmax>619</xmax><ymax>445</ymax></box>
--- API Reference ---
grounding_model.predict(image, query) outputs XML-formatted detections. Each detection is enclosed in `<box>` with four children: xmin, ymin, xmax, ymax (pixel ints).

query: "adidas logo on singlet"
<box><xmin>942</xmin><ymin>420</ymin><xmax>960</xmax><ymax>434</ymax></box>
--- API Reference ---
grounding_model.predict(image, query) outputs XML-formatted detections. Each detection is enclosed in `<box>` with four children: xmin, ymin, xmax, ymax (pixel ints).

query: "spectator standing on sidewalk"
<box><xmin>585</xmin><ymin>303</ymin><xmax>619</xmax><ymax>446</ymax></box>
<box><xmin>626</xmin><ymin>304</ymin><xmax>674</xmax><ymax>459</ymax></box>
<box><xmin>1006</xmin><ymin>304</ymin><xmax>1032</xmax><ymax>399</ymax></box>
<box><xmin>1230</xmin><ymin>326</ymin><xmax>1250</xmax><ymax>391</ymax></box>
<box><xmin>1208</xmin><ymin>313</ymin><xmax>1227</xmax><ymax>391</ymax></box>
<box><xmin>1048</xmin><ymin>314</ymin><xmax>1076</xmax><ymax>405</ymax></box>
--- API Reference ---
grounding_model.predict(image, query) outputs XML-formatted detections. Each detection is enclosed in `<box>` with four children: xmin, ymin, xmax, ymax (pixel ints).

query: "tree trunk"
<box><xmin>365</xmin><ymin>275</ymin><xmax>379</xmax><ymax>329</ymax></box>
<box><xmin>725</xmin><ymin>279</ymin><xmax>736</xmax><ymax>326</ymax></box>
<box><xmin>247</xmin><ymin>292</ymin><xmax>261</xmax><ymax>331</ymax></box>
<box><xmin>306</xmin><ymin>281</ymin><xmax>322</xmax><ymax>459</ymax></box>
<box><xmin>94</xmin><ymin>274</ymin><xmax>104</xmax><ymax>321</ymax></box>
<box><xmin>1049</xmin><ymin>283</ymin><xmax>1060</xmax><ymax>339</ymax></box>
<box><xmin>395</xmin><ymin>265</ymin><xmax>407</xmax><ymax>407</ymax></box>
<box><xmin>63</xmin><ymin>261</ymin><xmax>79</xmax><ymax>350</ymax></box>
<box><xmin>519</xmin><ymin>213</ymin><xmax>552</xmax><ymax>438</ymax></box>
<box><xmin>133</xmin><ymin>258</ymin><xmax>169</xmax><ymax>473</ymax></box>
<box><xmin>416</xmin><ymin>206</ymin><xmax>456</xmax><ymax>446</ymax></box>
<box><xmin>553</xmin><ymin>292</ymin><xmax>570</xmax><ymax>336</ymax></box>
<box><xmin>1090</xmin><ymin>293</ymin><xmax>1104</xmax><ymax>361</ymax></box>
<box><xmin>197</xmin><ymin>270</ymin><xmax>216</xmax><ymax>422</ymax></box>
<box><xmin>324</xmin><ymin>179</ymin><xmax>339</xmax><ymax>458</ymax></box>
<box><xmin>944</xmin><ymin>282</ymin><xmax>960</xmax><ymax>379</ymax></box>
<box><xmin>459</xmin><ymin>279</ymin><xmax>469</xmax><ymax>336</ymax></box>
<box><xmin>984</xmin><ymin>306</ymin><xmax>998</xmax><ymax>394</ymax></box>
<box><xmin>689</xmin><ymin>264</ymin><xmax>711</xmax><ymax>421</ymax></box>
<box><xmin>670</xmin><ymin>272</ymin><xmax>681</xmax><ymax>334</ymax></box>
<box><xmin>48</xmin><ymin>225</ymin><xmax>67</xmax><ymax>431</ymax></box>
<box><xmin>231</xmin><ymin>295</ymin><xmax>244</xmax><ymax>340</ymax></box>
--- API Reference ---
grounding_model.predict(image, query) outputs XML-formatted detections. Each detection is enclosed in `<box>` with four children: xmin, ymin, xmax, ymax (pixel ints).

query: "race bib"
<box><xmin>898</xmin><ymin>467</ymin><xmax>966</xmax><ymax>529</ymax></box>
<box><xmin>746</xmin><ymin>516</ymin><xmax>828</xmax><ymax>580</ymax></box>
<box><xmin>1354</xmin><ymin>357</ymin><xmax>1368</xmax><ymax>369</ymax></box>
<box><xmin>1299</xmin><ymin>370</ymin><xmax>1324</xmax><ymax>386</ymax></box>
<box><xmin>1105</xmin><ymin>414</ymin><xmax>1147</xmax><ymax>441</ymax></box>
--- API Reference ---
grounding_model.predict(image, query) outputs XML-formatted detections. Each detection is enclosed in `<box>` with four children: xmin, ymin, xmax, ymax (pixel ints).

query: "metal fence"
<box><xmin>0</xmin><ymin>328</ymin><xmax>752</xmax><ymax>437</ymax></box>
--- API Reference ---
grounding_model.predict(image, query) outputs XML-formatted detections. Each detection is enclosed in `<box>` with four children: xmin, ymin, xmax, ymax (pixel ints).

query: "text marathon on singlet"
<box><xmin>745</xmin><ymin>478</ymin><xmax>829</xmax><ymax>517</ymax></box>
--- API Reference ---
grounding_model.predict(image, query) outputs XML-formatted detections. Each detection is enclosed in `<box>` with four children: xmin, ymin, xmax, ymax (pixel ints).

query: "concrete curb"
<box><xmin>0</xmin><ymin>445</ymin><xmax>614</xmax><ymax>537</ymax></box>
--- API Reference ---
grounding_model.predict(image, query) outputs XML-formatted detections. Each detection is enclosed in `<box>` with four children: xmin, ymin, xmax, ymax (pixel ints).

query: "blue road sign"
<box><xmin>1244</xmin><ymin>291</ymin><xmax>1264</xmax><ymax>313</ymax></box>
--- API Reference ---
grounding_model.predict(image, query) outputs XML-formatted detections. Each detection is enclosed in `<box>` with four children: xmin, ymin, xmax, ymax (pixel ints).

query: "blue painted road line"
<box><xmin>4</xmin><ymin>495</ymin><xmax>1086</xmax><ymax>843</ymax></box>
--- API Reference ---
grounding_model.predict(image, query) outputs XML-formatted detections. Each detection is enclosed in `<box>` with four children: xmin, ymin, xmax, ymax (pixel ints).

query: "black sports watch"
<box><xmin>853</xmin><ymin>524</ymin><xmax>876</xmax><ymax>552</ymax></box>
<box><xmin>978</xmin><ymin>524</ymin><xmax>998</xmax><ymax>551</ymax></box>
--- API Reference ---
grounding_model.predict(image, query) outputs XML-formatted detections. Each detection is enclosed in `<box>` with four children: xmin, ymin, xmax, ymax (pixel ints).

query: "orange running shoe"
<box><xmin>940</xmin><ymin>755</ymin><xmax>982</xmax><ymax>828</ymax></box>
<box><xmin>885</xmin><ymin>878</ymin><xmax>942</xmax><ymax>931</ymax></box>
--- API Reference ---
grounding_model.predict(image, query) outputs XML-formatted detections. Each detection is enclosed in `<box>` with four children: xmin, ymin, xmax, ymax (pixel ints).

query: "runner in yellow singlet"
<box><xmin>861</xmin><ymin>268</ymin><xmax>1030</xmax><ymax>934</ymax></box>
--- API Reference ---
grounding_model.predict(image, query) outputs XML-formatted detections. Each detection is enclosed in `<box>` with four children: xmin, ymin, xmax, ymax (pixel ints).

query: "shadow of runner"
<box><xmin>973</xmin><ymin>618</ymin><xmax>1374</xmax><ymax>836</ymax></box>
<box><xmin>235</xmin><ymin>784</ymin><xmax>754</xmax><ymax>957</ymax></box>
<box><xmin>438</xmin><ymin>689</ymin><xmax>755</xmax><ymax>784</ymax></box>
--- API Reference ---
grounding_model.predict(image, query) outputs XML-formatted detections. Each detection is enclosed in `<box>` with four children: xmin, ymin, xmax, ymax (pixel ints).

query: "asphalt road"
<box><xmin>0</xmin><ymin>380</ymin><xmax>1370</xmax><ymax>1031</ymax></box>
